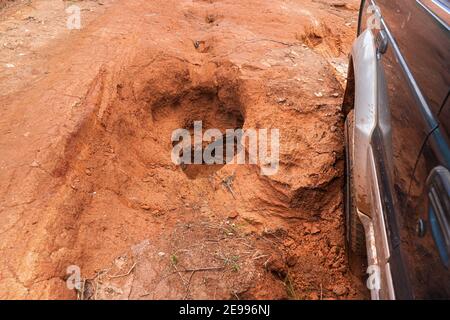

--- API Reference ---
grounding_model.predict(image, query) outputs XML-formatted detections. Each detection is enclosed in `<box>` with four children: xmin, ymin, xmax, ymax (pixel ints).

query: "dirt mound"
<box><xmin>0</xmin><ymin>0</ymin><xmax>366</xmax><ymax>299</ymax></box>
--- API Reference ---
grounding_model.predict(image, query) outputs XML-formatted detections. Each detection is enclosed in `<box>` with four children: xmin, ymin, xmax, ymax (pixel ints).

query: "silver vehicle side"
<box><xmin>346</xmin><ymin>0</ymin><xmax>450</xmax><ymax>300</ymax></box>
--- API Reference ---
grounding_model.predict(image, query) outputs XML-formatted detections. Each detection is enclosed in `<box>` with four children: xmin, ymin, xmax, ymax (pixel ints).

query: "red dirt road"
<box><xmin>0</xmin><ymin>0</ymin><xmax>367</xmax><ymax>299</ymax></box>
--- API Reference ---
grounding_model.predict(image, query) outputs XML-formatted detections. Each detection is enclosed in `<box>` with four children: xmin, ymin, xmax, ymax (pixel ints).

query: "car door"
<box><xmin>408</xmin><ymin>95</ymin><xmax>450</xmax><ymax>299</ymax></box>
<box><xmin>364</xmin><ymin>0</ymin><xmax>449</xmax><ymax>298</ymax></box>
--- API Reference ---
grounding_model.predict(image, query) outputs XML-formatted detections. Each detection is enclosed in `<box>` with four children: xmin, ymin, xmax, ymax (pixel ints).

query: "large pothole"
<box><xmin>151</xmin><ymin>85</ymin><xmax>245</xmax><ymax>179</ymax></box>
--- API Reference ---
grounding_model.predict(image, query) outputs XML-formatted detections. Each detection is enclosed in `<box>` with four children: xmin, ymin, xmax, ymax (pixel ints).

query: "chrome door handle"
<box><xmin>376</xmin><ymin>30</ymin><xmax>388</xmax><ymax>56</ymax></box>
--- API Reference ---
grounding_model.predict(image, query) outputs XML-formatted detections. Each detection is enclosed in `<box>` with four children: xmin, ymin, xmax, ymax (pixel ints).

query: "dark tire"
<box><xmin>344</xmin><ymin>110</ymin><xmax>367</xmax><ymax>270</ymax></box>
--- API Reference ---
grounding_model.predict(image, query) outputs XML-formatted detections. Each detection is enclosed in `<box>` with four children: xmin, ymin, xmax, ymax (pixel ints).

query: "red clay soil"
<box><xmin>0</xmin><ymin>0</ymin><xmax>367</xmax><ymax>299</ymax></box>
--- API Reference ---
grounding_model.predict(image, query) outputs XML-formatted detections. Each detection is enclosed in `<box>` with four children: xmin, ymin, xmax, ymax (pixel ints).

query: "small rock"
<box><xmin>314</xmin><ymin>92</ymin><xmax>323</xmax><ymax>98</ymax></box>
<box><xmin>276</xmin><ymin>97</ymin><xmax>287</xmax><ymax>104</ymax></box>
<box><xmin>286</xmin><ymin>255</ymin><xmax>297</xmax><ymax>267</ymax></box>
<box><xmin>228</xmin><ymin>211</ymin><xmax>239</xmax><ymax>219</ymax></box>
<box><xmin>332</xmin><ymin>285</ymin><xmax>348</xmax><ymax>296</ymax></box>
<box><xmin>303</xmin><ymin>222</ymin><xmax>311</xmax><ymax>235</ymax></box>
<box><xmin>284</xmin><ymin>238</ymin><xmax>295</xmax><ymax>248</ymax></box>
<box><xmin>266</xmin><ymin>258</ymin><xmax>288</xmax><ymax>278</ymax></box>
<box><xmin>331</xmin><ymin>92</ymin><xmax>340</xmax><ymax>98</ymax></box>
<box><xmin>140</xmin><ymin>204</ymin><xmax>151</xmax><ymax>210</ymax></box>
<box><xmin>152</xmin><ymin>209</ymin><xmax>162</xmax><ymax>216</ymax></box>
<box><xmin>85</xmin><ymin>168</ymin><xmax>92</xmax><ymax>176</ymax></box>
<box><xmin>311</xmin><ymin>225</ymin><xmax>321</xmax><ymax>235</ymax></box>
<box><xmin>30</xmin><ymin>160</ymin><xmax>39</xmax><ymax>168</ymax></box>
<box><xmin>158</xmin><ymin>252</ymin><xmax>166</xmax><ymax>257</ymax></box>
<box><xmin>330</xmin><ymin>125</ymin><xmax>338</xmax><ymax>133</ymax></box>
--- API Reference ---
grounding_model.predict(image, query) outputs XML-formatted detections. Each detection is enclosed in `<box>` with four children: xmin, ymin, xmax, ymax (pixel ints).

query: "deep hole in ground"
<box><xmin>152</xmin><ymin>86</ymin><xmax>245</xmax><ymax>179</ymax></box>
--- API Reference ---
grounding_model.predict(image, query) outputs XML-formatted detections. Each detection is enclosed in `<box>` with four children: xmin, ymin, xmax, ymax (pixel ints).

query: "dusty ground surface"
<box><xmin>0</xmin><ymin>0</ymin><xmax>367</xmax><ymax>299</ymax></box>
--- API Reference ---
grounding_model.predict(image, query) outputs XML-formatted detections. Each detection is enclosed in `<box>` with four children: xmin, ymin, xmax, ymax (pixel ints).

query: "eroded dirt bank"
<box><xmin>0</xmin><ymin>0</ymin><xmax>366</xmax><ymax>299</ymax></box>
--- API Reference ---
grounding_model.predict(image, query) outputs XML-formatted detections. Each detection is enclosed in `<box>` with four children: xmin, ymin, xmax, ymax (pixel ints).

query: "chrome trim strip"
<box><xmin>416</xmin><ymin>0</ymin><xmax>450</xmax><ymax>30</ymax></box>
<box><xmin>357</xmin><ymin>210</ymin><xmax>380</xmax><ymax>300</ymax></box>
<box><xmin>367</xmin><ymin>147</ymin><xmax>395</xmax><ymax>299</ymax></box>
<box><xmin>434</xmin><ymin>0</ymin><xmax>450</xmax><ymax>13</ymax></box>
<box><xmin>368</xmin><ymin>147</ymin><xmax>391</xmax><ymax>264</ymax></box>
<box><xmin>379</xmin><ymin>17</ymin><xmax>439</xmax><ymax>131</ymax></box>
<box><xmin>384</xmin><ymin>263</ymin><xmax>396</xmax><ymax>300</ymax></box>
